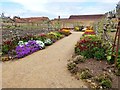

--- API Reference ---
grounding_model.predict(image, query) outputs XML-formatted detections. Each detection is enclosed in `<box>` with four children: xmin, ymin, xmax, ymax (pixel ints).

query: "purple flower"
<box><xmin>15</xmin><ymin>40</ymin><xmax>42</xmax><ymax>58</ymax></box>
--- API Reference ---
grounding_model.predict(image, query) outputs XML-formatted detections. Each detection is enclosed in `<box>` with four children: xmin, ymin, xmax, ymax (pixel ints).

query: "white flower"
<box><xmin>36</xmin><ymin>40</ymin><xmax>45</xmax><ymax>48</ymax></box>
<box><xmin>24</xmin><ymin>42</ymin><xmax>28</xmax><ymax>45</ymax></box>
<box><xmin>44</xmin><ymin>39</ymin><xmax>52</xmax><ymax>44</ymax></box>
<box><xmin>18</xmin><ymin>41</ymin><xmax>24</xmax><ymax>47</ymax></box>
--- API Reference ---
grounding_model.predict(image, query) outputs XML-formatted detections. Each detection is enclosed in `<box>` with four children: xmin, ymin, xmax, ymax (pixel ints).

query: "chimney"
<box><xmin>58</xmin><ymin>16</ymin><xmax>60</xmax><ymax>20</ymax></box>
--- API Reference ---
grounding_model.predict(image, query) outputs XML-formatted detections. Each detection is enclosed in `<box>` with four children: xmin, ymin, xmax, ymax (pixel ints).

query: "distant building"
<box><xmin>51</xmin><ymin>14</ymin><xmax>105</xmax><ymax>29</ymax></box>
<box><xmin>69</xmin><ymin>14</ymin><xmax>104</xmax><ymax>20</ymax></box>
<box><xmin>15</xmin><ymin>17</ymin><xmax>49</xmax><ymax>23</ymax></box>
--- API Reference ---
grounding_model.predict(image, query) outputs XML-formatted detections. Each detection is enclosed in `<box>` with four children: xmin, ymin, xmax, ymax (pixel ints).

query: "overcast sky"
<box><xmin>0</xmin><ymin>0</ymin><xmax>119</xmax><ymax>19</ymax></box>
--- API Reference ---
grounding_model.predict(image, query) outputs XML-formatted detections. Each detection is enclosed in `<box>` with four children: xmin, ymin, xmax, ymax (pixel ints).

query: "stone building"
<box><xmin>51</xmin><ymin>14</ymin><xmax>105</xmax><ymax>29</ymax></box>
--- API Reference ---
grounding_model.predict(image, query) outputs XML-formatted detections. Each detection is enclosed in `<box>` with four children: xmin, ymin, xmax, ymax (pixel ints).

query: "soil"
<box><xmin>76</xmin><ymin>58</ymin><xmax>119</xmax><ymax>88</ymax></box>
<box><xmin>2</xmin><ymin>32</ymin><xmax>87</xmax><ymax>88</ymax></box>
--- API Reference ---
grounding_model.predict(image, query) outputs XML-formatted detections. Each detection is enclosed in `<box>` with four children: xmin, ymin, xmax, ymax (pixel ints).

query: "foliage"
<box><xmin>110</xmin><ymin>29</ymin><xmax>116</xmax><ymax>32</ymax></box>
<box><xmin>116</xmin><ymin>50</ymin><xmax>120</xmax><ymax>70</ymax></box>
<box><xmin>95</xmin><ymin>74</ymin><xmax>112</xmax><ymax>88</ymax></box>
<box><xmin>19</xmin><ymin>34</ymin><xmax>36</xmax><ymax>42</ymax></box>
<box><xmin>2</xmin><ymin>30</ymin><xmax>71</xmax><ymax>60</ymax></box>
<box><xmin>106</xmin><ymin>49</ymin><xmax>120</xmax><ymax>70</ymax></box>
<box><xmin>93</xmin><ymin>47</ymin><xmax>106</xmax><ymax>60</ymax></box>
<box><xmin>54</xmin><ymin>32</ymin><xmax>64</xmax><ymax>39</ymax></box>
<box><xmin>74</xmin><ymin>26</ymin><xmax>84</xmax><ymax>31</ymax></box>
<box><xmin>46</xmin><ymin>32</ymin><xmax>64</xmax><ymax>42</ymax></box>
<box><xmin>2</xmin><ymin>39</ymin><xmax>18</xmax><ymax>55</ymax></box>
<box><xmin>44</xmin><ymin>38</ymin><xmax>53</xmax><ymax>46</ymax></box>
<box><xmin>106</xmin><ymin>48</ymin><xmax>115</xmax><ymax>64</ymax></box>
<box><xmin>100</xmin><ymin>79</ymin><xmax>112</xmax><ymax>88</ymax></box>
<box><xmin>78</xmin><ymin>68</ymin><xmax>93</xmax><ymax>79</ymax></box>
<box><xmin>67</xmin><ymin>62</ymin><xmax>76</xmax><ymax>70</ymax></box>
<box><xmin>67</xmin><ymin>62</ymin><xmax>78</xmax><ymax>74</ymax></box>
<box><xmin>75</xmin><ymin>35</ymin><xmax>106</xmax><ymax>59</ymax></box>
<box><xmin>2</xmin><ymin>44</ymin><xmax>9</xmax><ymax>55</ymax></box>
<box><xmin>36</xmin><ymin>33</ymin><xmax>47</xmax><ymax>42</ymax></box>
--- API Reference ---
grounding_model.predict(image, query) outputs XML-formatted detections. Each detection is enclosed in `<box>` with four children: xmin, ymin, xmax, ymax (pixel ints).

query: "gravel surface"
<box><xmin>2</xmin><ymin>32</ymin><xmax>87</xmax><ymax>88</ymax></box>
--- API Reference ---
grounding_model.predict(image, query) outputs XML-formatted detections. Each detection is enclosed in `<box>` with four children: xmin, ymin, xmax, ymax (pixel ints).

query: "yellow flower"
<box><xmin>85</xmin><ymin>30</ymin><xmax>94</xmax><ymax>33</ymax></box>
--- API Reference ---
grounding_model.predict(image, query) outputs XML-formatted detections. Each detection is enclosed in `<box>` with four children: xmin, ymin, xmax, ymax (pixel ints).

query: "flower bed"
<box><xmin>74</xmin><ymin>26</ymin><xmax>84</xmax><ymax>31</ymax></box>
<box><xmin>2</xmin><ymin>31</ymin><xmax>71</xmax><ymax>61</ymax></box>
<box><xmin>59</xmin><ymin>29</ymin><xmax>71</xmax><ymax>36</ymax></box>
<box><xmin>83</xmin><ymin>29</ymin><xmax>96</xmax><ymax>36</ymax></box>
<box><xmin>67</xmin><ymin>28</ymin><xmax>120</xmax><ymax>89</ymax></box>
<box><xmin>75</xmin><ymin>35</ymin><xmax>106</xmax><ymax>60</ymax></box>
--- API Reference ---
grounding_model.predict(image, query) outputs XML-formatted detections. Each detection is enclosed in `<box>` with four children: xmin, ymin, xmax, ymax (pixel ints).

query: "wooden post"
<box><xmin>114</xmin><ymin>18</ymin><xmax>120</xmax><ymax>67</ymax></box>
<box><xmin>112</xmin><ymin>1</ymin><xmax>120</xmax><ymax>68</ymax></box>
<box><xmin>112</xmin><ymin>28</ymin><xmax>118</xmax><ymax>54</ymax></box>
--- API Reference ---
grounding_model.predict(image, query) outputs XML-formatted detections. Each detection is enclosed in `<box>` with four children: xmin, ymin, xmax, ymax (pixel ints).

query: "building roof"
<box><xmin>15</xmin><ymin>17</ymin><xmax>49</xmax><ymax>23</ymax></box>
<box><xmin>69</xmin><ymin>14</ymin><xmax>105</xmax><ymax>20</ymax></box>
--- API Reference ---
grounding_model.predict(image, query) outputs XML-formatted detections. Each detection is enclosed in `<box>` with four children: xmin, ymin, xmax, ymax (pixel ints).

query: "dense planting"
<box><xmin>2</xmin><ymin>29</ymin><xmax>71</xmax><ymax>61</ymax></box>
<box><xmin>75</xmin><ymin>29</ymin><xmax>106</xmax><ymax>60</ymax></box>
<box><xmin>67</xmin><ymin>27</ymin><xmax>119</xmax><ymax>89</ymax></box>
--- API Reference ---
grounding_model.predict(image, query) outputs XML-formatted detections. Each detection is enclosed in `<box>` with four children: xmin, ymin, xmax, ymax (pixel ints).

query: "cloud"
<box><xmin>47</xmin><ymin>0</ymin><xmax>119</xmax><ymax>3</ymax></box>
<box><xmin>1</xmin><ymin>0</ymin><xmax>119</xmax><ymax>19</ymax></box>
<box><xmin>8</xmin><ymin>0</ymin><xmax>48</xmax><ymax>12</ymax></box>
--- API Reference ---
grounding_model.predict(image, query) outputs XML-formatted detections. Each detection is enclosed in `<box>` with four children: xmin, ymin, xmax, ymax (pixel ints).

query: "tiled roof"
<box><xmin>69</xmin><ymin>14</ymin><xmax>105</xmax><ymax>19</ymax></box>
<box><xmin>15</xmin><ymin>17</ymin><xmax>49</xmax><ymax>23</ymax></box>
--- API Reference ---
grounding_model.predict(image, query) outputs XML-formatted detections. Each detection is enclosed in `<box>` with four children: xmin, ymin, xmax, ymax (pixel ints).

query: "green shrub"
<box><xmin>110</xmin><ymin>29</ymin><xmax>116</xmax><ymax>32</ymax></box>
<box><xmin>74</xmin><ymin>26</ymin><xmax>80</xmax><ymax>31</ymax></box>
<box><xmin>117</xmin><ymin>50</ymin><xmax>120</xmax><ymax>69</ymax></box>
<box><xmin>67</xmin><ymin>62</ymin><xmax>76</xmax><ymax>70</ymax></box>
<box><xmin>67</xmin><ymin>62</ymin><xmax>78</xmax><ymax>74</ymax></box>
<box><xmin>47</xmin><ymin>32</ymin><xmax>58</xmax><ymax>42</ymax></box>
<box><xmin>78</xmin><ymin>68</ymin><xmax>93</xmax><ymax>79</ymax></box>
<box><xmin>95</xmin><ymin>74</ymin><xmax>112</xmax><ymax>88</ymax></box>
<box><xmin>75</xmin><ymin>35</ymin><xmax>106</xmax><ymax>59</ymax></box>
<box><xmin>93</xmin><ymin>47</ymin><xmax>106</xmax><ymax>60</ymax></box>
<box><xmin>2</xmin><ymin>45</ymin><xmax>9</xmax><ymax>55</ymax></box>
<box><xmin>100</xmin><ymin>79</ymin><xmax>112</xmax><ymax>88</ymax></box>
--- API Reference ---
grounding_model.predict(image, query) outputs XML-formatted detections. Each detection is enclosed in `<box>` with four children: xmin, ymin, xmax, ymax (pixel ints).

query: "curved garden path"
<box><xmin>2</xmin><ymin>32</ymin><xmax>87</xmax><ymax>88</ymax></box>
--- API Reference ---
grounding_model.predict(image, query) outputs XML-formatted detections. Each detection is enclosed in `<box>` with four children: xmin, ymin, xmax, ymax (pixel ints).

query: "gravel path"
<box><xmin>2</xmin><ymin>32</ymin><xmax>87</xmax><ymax>88</ymax></box>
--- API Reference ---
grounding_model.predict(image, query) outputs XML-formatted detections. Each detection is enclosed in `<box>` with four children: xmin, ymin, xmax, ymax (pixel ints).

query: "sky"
<box><xmin>0</xmin><ymin>0</ymin><xmax>119</xmax><ymax>19</ymax></box>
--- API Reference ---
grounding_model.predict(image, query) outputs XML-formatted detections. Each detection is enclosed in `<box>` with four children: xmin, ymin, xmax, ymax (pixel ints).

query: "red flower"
<box><xmin>39</xmin><ymin>33</ymin><xmax>46</xmax><ymax>37</ymax></box>
<box><xmin>4</xmin><ymin>40</ymin><xmax>11</xmax><ymax>45</ymax></box>
<box><xmin>83</xmin><ymin>32</ymin><xmax>96</xmax><ymax>35</ymax></box>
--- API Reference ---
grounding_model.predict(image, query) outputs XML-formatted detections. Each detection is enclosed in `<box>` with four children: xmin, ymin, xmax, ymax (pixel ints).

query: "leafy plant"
<box><xmin>2</xmin><ymin>45</ymin><xmax>9</xmax><ymax>55</ymax></box>
<box><xmin>95</xmin><ymin>74</ymin><xmax>112</xmax><ymax>88</ymax></box>
<box><xmin>37</xmin><ymin>33</ymin><xmax>47</xmax><ymax>42</ymax></box>
<box><xmin>67</xmin><ymin>62</ymin><xmax>76</xmax><ymax>70</ymax></box>
<box><xmin>116</xmin><ymin>50</ymin><xmax>120</xmax><ymax>70</ymax></box>
<box><xmin>44</xmin><ymin>38</ymin><xmax>53</xmax><ymax>46</ymax></box>
<box><xmin>93</xmin><ymin>47</ymin><xmax>106</xmax><ymax>60</ymax></box>
<box><xmin>75</xmin><ymin>35</ymin><xmax>105</xmax><ymax>59</ymax></box>
<box><xmin>74</xmin><ymin>26</ymin><xmax>84</xmax><ymax>31</ymax></box>
<box><xmin>78</xmin><ymin>68</ymin><xmax>93</xmax><ymax>79</ymax></box>
<box><xmin>47</xmin><ymin>33</ymin><xmax>57</xmax><ymax>43</ymax></box>
<box><xmin>100</xmin><ymin>79</ymin><xmax>112</xmax><ymax>88</ymax></box>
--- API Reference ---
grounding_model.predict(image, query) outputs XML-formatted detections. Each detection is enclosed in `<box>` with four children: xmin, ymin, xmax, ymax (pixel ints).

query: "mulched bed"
<box><xmin>76</xmin><ymin>59</ymin><xmax>119</xmax><ymax>88</ymax></box>
<box><xmin>68</xmin><ymin>55</ymin><xmax>119</xmax><ymax>89</ymax></box>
